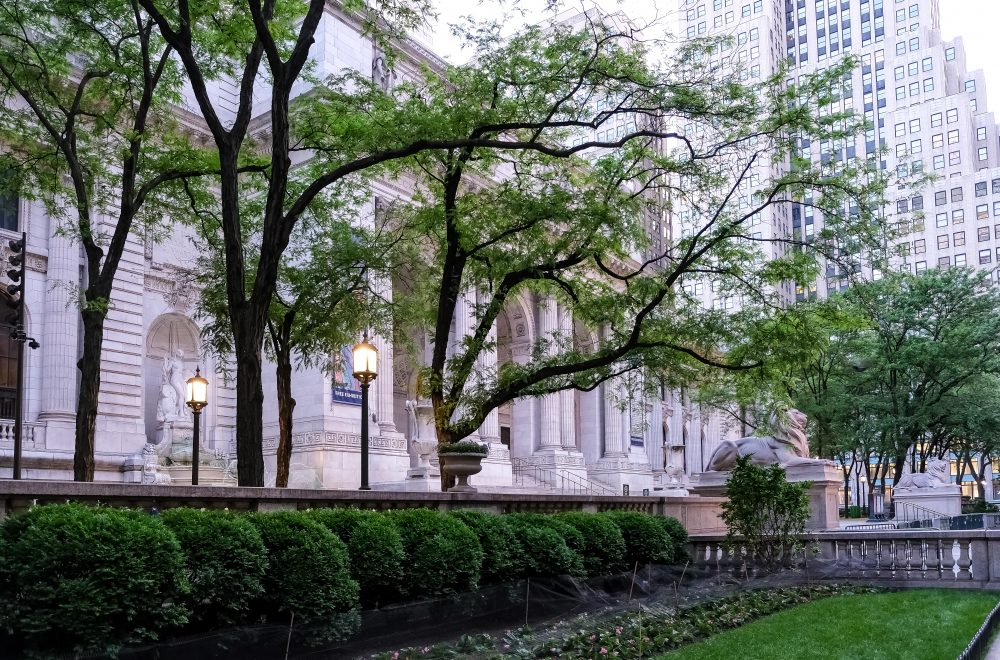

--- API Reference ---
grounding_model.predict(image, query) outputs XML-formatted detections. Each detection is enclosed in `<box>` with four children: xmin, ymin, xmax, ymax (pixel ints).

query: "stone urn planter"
<box><xmin>439</xmin><ymin>442</ymin><xmax>488</xmax><ymax>493</ymax></box>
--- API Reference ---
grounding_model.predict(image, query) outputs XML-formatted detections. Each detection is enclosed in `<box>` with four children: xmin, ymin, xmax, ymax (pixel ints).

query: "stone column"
<box><xmin>602</xmin><ymin>378</ymin><xmax>627</xmax><ymax>457</ymax></box>
<box><xmin>371</xmin><ymin>276</ymin><xmax>397</xmax><ymax>435</ymax></box>
<box><xmin>476</xmin><ymin>292</ymin><xmax>501</xmax><ymax>444</ymax></box>
<box><xmin>537</xmin><ymin>294</ymin><xmax>561</xmax><ymax>449</ymax></box>
<box><xmin>37</xmin><ymin>223</ymin><xmax>78</xmax><ymax>449</ymax></box>
<box><xmin>648</xmin><ymin>391</ymin><xmax>665</xmax><ymax>473</ymax></box>
<box><xmin>557</xmin><ymin>304</ymin><xmax>576</xmax><ymax>449</ymax></box>
<box><xmin>453</xmin><ymin>291</ymin><xmax>479</xmax><ymax>441</ymax></box>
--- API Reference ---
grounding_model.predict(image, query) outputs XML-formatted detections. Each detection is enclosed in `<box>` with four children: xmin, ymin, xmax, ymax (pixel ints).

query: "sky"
<box><xmin>429</xmin><ymin>0</ymin><xmax>1000</xmax><ymax>113</ymax></box>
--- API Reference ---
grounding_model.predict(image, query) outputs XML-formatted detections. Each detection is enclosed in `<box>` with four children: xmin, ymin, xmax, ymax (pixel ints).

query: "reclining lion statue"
<box><xmin>895</xmin><ymin>458</ymin><xmax>950</xmax><ymax>490</ymax></box>
<box><xmin>706</xmin><ymin>408</ymin><xmax>827</xmax><ymax>471</ymax></box>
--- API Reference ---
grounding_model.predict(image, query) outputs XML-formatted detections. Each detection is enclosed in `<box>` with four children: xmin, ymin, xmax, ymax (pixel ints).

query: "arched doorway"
<box><xmin>144</xmin><ymin>314</ymin><xmax>200</xmax><ymax>443</ymax></box>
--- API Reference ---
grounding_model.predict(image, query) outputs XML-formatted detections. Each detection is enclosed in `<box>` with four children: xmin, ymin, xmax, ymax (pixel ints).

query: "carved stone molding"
<box><xmin>263</xmin><ymin>431</ymin><xmax>407</xmax><ymax>454</ymax></box>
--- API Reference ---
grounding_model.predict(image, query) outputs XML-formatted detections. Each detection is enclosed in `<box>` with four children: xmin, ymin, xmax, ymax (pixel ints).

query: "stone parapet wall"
<box><xmin>0</xmin><ymin>480</ymin><xmax>727</xmax><ymax>532</ymax></box>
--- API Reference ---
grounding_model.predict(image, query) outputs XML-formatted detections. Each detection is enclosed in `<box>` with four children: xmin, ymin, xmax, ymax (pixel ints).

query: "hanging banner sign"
<box><xmin>331</xmin><ymin>345</ymin><xmax>362</xmax><ymax>406</ymax></box>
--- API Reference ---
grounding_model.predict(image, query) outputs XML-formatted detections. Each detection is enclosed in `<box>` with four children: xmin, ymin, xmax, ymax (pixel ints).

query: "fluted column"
<box><xmin>648</xmin><ymin>390</ymin><xmax>664</xmax><ymax>472</ymax></box>
<box><xmin>371</xmin><ymin>276</ymin><xmax>397</xmax><ymax>434</ymax></box>
<box><xmin>537</xmin><ymin>294</ymin><xmax>561</xmax><ymax>449</ymax></box>
<box><xmin>38</xmin><ymin>225</ymin><xmax>78</xmax><ymax>432</ymax></box>
<box><xmin>453</xmin><ymin>291</ymin><xmax>479</xmax><ymax>440</ymax></box>
<box><xmin>476</xmin><ymin>290</ymin><xmax>500</xmax><ymax>444</ymax></box>
<box><xmin>557</xmin><ymin>304</ymin><xmax>576</xmax><ymax>449</ymax></box>
<box><xmin>602</xmin><ymin>378</ymin><xmax>626</xmax><ymax>457</ymax></box>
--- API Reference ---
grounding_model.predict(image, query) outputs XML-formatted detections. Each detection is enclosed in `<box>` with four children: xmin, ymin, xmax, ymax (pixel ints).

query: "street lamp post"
<box><xmin>185</xmin><ymin>367</ymin><xmax>209</xmax><ymax>486</ymax></box>
<box><xmin>352</xmin><ymin>337</ymin><xmax>378</xmax><ymax>491</ymax></box>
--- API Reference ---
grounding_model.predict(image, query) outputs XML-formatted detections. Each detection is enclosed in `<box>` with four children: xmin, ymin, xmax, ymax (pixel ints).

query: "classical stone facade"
<box><xmin>0</xmin><ymin>7</ymin><xmax>741</xmax><ymax>492</ymax></box>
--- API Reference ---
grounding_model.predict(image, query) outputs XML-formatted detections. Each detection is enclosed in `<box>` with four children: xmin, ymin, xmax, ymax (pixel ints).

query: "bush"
<box><xmin>248</xmin><ymin>511</ymin><xmax>360</xmax><ymax>639</ymax></box>
<box><xmin>450</xmin><ymin>510</ymin><xmax>523</xmax><ymax>585</ymax></box>
<box><xmin>556</xmin><ymin>512</ymin><xmax>628</xmax><ymax>576</ymax></box>
<box><xmin>0</xmin><ymin>504</ymin><xmax>189</xmax><ymax>657</ymax></box>
<box><xmin>438</xmin><ymin>441</ymin><xmax>489</xmax><ymax>455</ymax></box>
<box><xmin>963</xmin><ymin>499</ymin><xmax>999</xmax><ymax>514</ymax></box>
<box><xmin>721</xmin><ymin>456</ymin><xmax>811</xmax><ymax>568</ymax></box>
<box><xmin>309</xmin><ymin>508</ymin><xmax>405</xmax><ymax>608</ymax></box>
<box><xmin>160</xmin><ymin>508</ymin><xmax>267</xmax><ymax>628</ymax></box>
<box><xmin>509</xmin><ymin>523</ymin><xmax>582</xmax><ymax>578</ymax></box>
<box><xmin>653</xmin><ymin>516</ymin><xmax>689</xmax><ymax>562</ymax></box>
<box><xmin>601</xmin><ymin>511</ymin><xmax>673</xmax><ymax>567</ymax></box>
<box><xmin>387</xmin><ymin>509</ymin><xmax>482</xmax><ymax>598</ymax></box>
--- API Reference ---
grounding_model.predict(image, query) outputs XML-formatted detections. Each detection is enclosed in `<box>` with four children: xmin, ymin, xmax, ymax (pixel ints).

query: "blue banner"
<box><xmin>331</xmin><ymin>345</ymin><xmax>362</xmax><ymax>406</ymax></box>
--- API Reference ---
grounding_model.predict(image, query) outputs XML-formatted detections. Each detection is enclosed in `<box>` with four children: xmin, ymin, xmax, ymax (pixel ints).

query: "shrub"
<box><xmin>556</xmin><ymin>512</ymin><xmax>628</xmax><ymax>575</ymax></box>
<box><xmin>0</xmin><ymin>503</ymin><xmax>189</xmax><ymax>657</ymax></box>
<box><xmin>721</xmin><ymin>456</ymin><xmax>810</xmax><ymax>568</ymax></box>
<box><xmin>160</xmin><ymin>508</ymin><xmax>267</xmax><ymax>628</ymax></box>
<box><xmin>248</xmin><ymin>511</ymin><xmax>360</xmax><ymax>639</ymax></box>
<box><xmin>507</xmin><ymin>513</ymin><xmax>587</xmax><ymax>577</ymax></box>
<box><xmin>387</xmin><ymin>509</ymin><xmax>482</xmax><ymax>598</ymax></box>
<box><xmin>653</xmin><ymin>516</ymin><xmax>689</xmax><ymax>562</ymax></box>
<box><xmin>309</xmin><ymin>508</ymin><xmax>405</xmax><ymax>608</ymax></box>
<box><xmin>450</xmin><ymin>510</ymin><xmax>523</xmax><ymax>584</ymax></box>
<box><xmin>601</xmin><ymin>511</ymin><xmax>673</xmax><ymax>567</ymax></box>
<box><xmin>438</xmin><ymin>441</ymin><xmax>489</xmax><ymax>455</ymax></box>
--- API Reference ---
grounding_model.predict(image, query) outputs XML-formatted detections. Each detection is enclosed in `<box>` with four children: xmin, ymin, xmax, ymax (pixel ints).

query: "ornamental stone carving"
<box><xmin>706</xmin><ymin>408</ymin><xmax>830</xmax><ymax>471</ymax></box>
<box><xmin>895</xmin><ymin>458</ymin><xmax>951</xmax><ymax>490</ymax></box>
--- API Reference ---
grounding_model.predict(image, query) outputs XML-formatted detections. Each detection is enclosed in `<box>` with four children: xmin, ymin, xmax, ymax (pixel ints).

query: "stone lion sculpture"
<box><xmin>895</xmin><ymin>458</ymin><xmax>951</xmax><ymax>490</ymax></box>
<box><xmin>706</xmin><ymin>408</ymin><xmax>826</xmax><ymax>471</ymax></box>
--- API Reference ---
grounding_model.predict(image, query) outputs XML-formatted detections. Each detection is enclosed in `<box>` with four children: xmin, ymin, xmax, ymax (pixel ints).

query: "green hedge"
<box><xmin>449</xmin><ymin>510</ymin><xmax>522</xmax><ymax>584</ymax></box>
<box><xmin>387</xmin><ymin>508</ymin><xmax>483</xmax><ymax>599</ymax></box>
<box><xmin>160</xmin><ymin>508</ymin><xmax>267</xmax><ymax>629</ymax></box>
<box><xmin>309</xmin><ymin>508</ymin><xmax>405</xmax><ymax>608</ymax></box>
<box><xmin>0</xmin><ymin>504</ymin><xmax>688</xmax><ymax>656</ymax></box>
<box><xmin>0</xmin><ymin>504</ymin><xmax>190</xmax><ymax>658</ymax></box>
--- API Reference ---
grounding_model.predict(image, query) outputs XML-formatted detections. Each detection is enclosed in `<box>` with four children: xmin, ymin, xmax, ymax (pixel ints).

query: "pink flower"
<box><xmin>615</xmin><ymin>626</ymin><xmax>623</xmax><ymax>635</ymax></box>
<box><xmin>600</xmin><ymin>648</ymin><xmax>609</xmax><ymax>655</ymax></box>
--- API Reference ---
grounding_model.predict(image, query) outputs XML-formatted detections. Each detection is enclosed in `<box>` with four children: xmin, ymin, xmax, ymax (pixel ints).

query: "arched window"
<box><xmin>0</xmin><ymin>291</ymin><xmax>19</xmax><ymax>418</ymax></box>
<box><xmin>0</xmin><ymin>175</ymin><xmax>18</xmax><ymax>232</ymax></box>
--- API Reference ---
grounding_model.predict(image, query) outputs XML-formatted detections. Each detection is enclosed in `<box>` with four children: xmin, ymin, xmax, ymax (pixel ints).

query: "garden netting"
<box><xmin>52</xmin><ymin>562</ymin><xmax>798</xmax><ymax>660</ymax></box>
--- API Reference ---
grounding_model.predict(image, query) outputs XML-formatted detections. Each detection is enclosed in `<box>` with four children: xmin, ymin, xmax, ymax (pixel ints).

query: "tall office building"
<box><xmin>679</xmin><ymin>0</ymin><xmax>1000</xmax><ymax>301</ymax></box>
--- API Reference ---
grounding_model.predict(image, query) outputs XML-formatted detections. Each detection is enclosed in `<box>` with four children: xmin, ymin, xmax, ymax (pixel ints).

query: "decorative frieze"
<box><xmin>262</xmin><ymin>431</ymin><xmax>407</xmax><ymax>453</ymax></box>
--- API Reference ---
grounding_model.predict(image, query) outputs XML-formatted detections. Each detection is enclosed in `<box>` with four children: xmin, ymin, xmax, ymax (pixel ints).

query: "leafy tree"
<box><xmin>0</xmin><ymin>0</ymin><xmax>214</xmax><ymax>479</ymax></box>
<box><xmin>721</xmin><ymin>455</ymin><xmax>811</xmax><ymax>569</ymax></box>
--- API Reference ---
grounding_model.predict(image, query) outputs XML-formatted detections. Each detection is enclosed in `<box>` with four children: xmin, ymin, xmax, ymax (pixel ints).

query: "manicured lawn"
<box><xmin>662</xmin><ymin>589</ymin><xmax>998</xmax><ymax>660</ymax></box>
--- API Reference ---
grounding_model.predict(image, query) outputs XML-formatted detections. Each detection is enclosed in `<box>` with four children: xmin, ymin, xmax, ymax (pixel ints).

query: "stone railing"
<box><xmin>0</xmin><ymin>420</ymin><xmax>42</xmax><ymax>449</ymax></box>
<box><xmin>690</xmin><ymin>529</ymin><xmax>1000</xmax><ymax>587</ymax></box>
<box><xmin>0</xmin><ymin>480</ymin><xmax>727</xmax><ymax>533</ymax></box>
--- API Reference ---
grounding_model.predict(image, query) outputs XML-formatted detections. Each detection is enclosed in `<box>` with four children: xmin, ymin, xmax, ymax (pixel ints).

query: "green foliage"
<box><xmin>387</xmin><ymin>509</ymin><xmax>483</xmax><ymax>598</ymax></box>
<box><xmin>963</xmin><ymin>500</ymin><xmax>999</xmax><ymax>514</ymax></box>
<box><xmin>438</xmin><ymin>441</ymin><xmax>489</xmax><ymax>455</ymax></box>
<box><xmin>507</xmin><ymin>521</ymin><xmax>582</xmax><ymax>579</ymax></box>
<box><xmin>601</xmin><ymin>511</ymin><xmax>674</xmax><ymax>568</ymax></box>
<box><xmin>555</xmin><ymin>511</ymin><xmax>628</xmax><ymax>576</ymax></box>
<box><xmin>0</xmin><ymin>504</ymin><xmax>189</xmax><ymax>658</ymax></box>
<box><xmin>308</xmin><ymin>508</ymin><xmax>405</xmax><ymax>608</ymax></box>
<box><xmin>159</xmin><ymin>508</ymin><xmax>267</xmax><ymax>628</ymax></box>
<box><xmin>721</xmin><ymin>456</ymin><xmax>811</xmax><ymax>567</ymax></box>
<box><xmin>653</xmin><ymin>516</ymin><xmax>690</xmax><ymax>562</ymax></box>
<box><xmin>506</xmin><ymin>513</ymin><xmax>586</xmax><ymax>578</ymax></box>
<box><xmin>247</xmin><ymin>512</ymin><xmax>360</xmax><ymax>639</ymax></box>
<box><xmin>449</xmin><ymin>510</ymin><xmax>523</xmax><ymax>585</ymax></box>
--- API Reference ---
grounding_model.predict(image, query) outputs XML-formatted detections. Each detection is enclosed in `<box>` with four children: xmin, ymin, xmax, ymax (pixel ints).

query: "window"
<box><xmin>908</xmin><ymin>62</ymin><xmax>918</xmax><ymax>77</ymax></box>
<box><xmin>934</xmin><ymin>190</ymin><xmax>947</xmax><ymax>206</ymax></box>
<box><xmin>914</xmin><ymin>238</ymin><xmax>926</xmax><ymax>253</ymax></box>
<box><xmin>894</xmin><ymin>123</ymin><xmax>906</xmax><ymax>137</ymax></box>
<box><xmin>909</xmin><ymin>37</ymin><xmax>919</xmax><ymax>51</ymax></box>
<box><xmin>955</xmin><ymin>253</ymin><xmax>967</xmax><ymax>267</ymax></box>
<box><xmin>933</xmin><ymin>155</ymin><xmax>945</xmax><ymax>170</ymax></box>
<box><xmin>909</xmin><ymin>3</ymin><xmax>919</xmax><ymax>17</ymax></box>
<box><xmin>929</xmin><ymin>133</ymin><xmax>942</xmax><ymax>149</ymax></box>
<box><xmin>915</xmin><ymin>260</ymin><xmax>927</xmax><ymax>273</ymax></box>
<box><xmin>896</xmin><ymin>143</ymin><xmax>907</xmax><ymax>157</ymax></box>
<box><xmin>912</xmin><ymin>194</ymin><xmax>924</xmax><ymax>210</ymax></box>
<box><xmin>931</xmin><ymin>112</ymin><xmax>943</xmax><ymax>127</ymax></box>
<box><xmin>979</xmin><ymin>204</ymin><xmax>991</xmax><ymax>220</ymax></box>
<box><xmin>897</xmin><ymin>199</ymin><xmax>909</xmax><ymax>214</ymax></box>
<box><xmin>935</xmin><ymin>212</ymin><xmax>948</xmax><ymax>227</ymax></box>
<box><xmin>910</xmin><ymin>139</ymin><xmax>922</xmax><ymax>154</ymax></box>
<box><xmin>947</xmin><ymin>108</ymin><xmax>959</xmax><ymax>123</ymax></box>
<box><xmin>894</xmin><ymin>65</ymin><xmax>905</xmax><ymax>81</ymax></box>
<box><xmin>994</xmin><ymin>201</ymin><xmax>1000</xmax><ymax>216</ymax></box>
<box><xmin>895</xmin><ymin>86</ymin><xmax>906</xmax><ymax>100</ymax></box>
<box><xmin>978</xmin><ymin>127</ymin><xmax>988</xmax><ymax>141</ymax></box>
<box><xmin>896</xmin><ymin>41</ymin><xmax>907</xmax><ymax>56</ymax></box>
<box><xmin>938</xmin><ymin>256</ymin><xmax>951</xmax><ymax>267</ymax></box>
<box><xmin>954</xmin><ymin>231</ymin><xmax>966</xmax><ymax>247</ymax></box>
<box><xmin>996</xmin><ymin>225</ymin><xmax>1000</xmax><ymax>239</ymax></box>
<box><xmin>909</xmin><ymin>118</ymin><xmax>921</xmax><ymax>133</ymax></box>
<box><xmin>923</xmin><ymin>78</ymin><xmax>934</xmax><ymax>92</ymax></box>
<box><xmin>947</xmin><ymin>129</ymin><xmax>960</xmax><ymax>144</ymax></box>
<box><xmin>950</xmin><ymin>151</ymin><xmax>962</xmax><ymax>166</ymax></box>
<box><xmin>980</xmin><ymin>147</ymin><xmax>989</xmax><ymax>162</ymax></box>
<box><xmin>978</xmin><ymin>226</ymin><xmax>990</xmax><ymax>242</ymax></box>
<box><xmin>909</xmin><ymin>81</ymin><xmax>920</xmax><ymax>96</ymax></box>
<box><xmin>938</xmin><ymin>234</ymin><xmax>950</xmax><ymax>249</ymax></box>
<box><xmin>0</xmin><ymin>187</ymin><xmax>15</xmax><ymax>233</ymax></box>
<box><xmin>945</xmin><ymin>46</ymin><xmax>956</xmax><ymax>61</ymax></box>
<box><xmin>966</xmin><ymin>79</ymin><xmax>977</xmax><ymax>92</ymax></box>
<box><xmin>980</xmin><ymin>249</ymin><xmax>993</xmax><ymax>264</ymax></box>
<box><xmin>993</xmin><ymin>178</ymin><xmax>1000</xmax><ymax>194</ymax></box>
<box><xmin>952</xmin><ymin>187</ymin><xmax>964</xmax><ymax>203</ymax></box>
<box><xmin>977</xmin><ymin>181</ymin><xmax>988</xmax><ymax>197</ymax></box>
<box><xmin>922</xmin><ymin>57</ymin><xmax>933</xmax><ymax>71</ymax></box>
<box><xmin>953</xmin><ymin>208</ymin><xmax>965</xmax><ymax>223</ymax></box>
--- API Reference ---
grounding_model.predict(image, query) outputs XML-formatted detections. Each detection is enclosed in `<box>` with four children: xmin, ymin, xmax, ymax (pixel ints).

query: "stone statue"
<box><xmin>895</xmin><ymin>458</ymin><xmax>951</xmax><ymax>490</ymax></box>
<box><xmin>141</xmin><ymin>444</ymin><xmax>171</xmax><ymax>485</ymax></box>
<box><xmin>158</xmin><ymin>349</ymin><xmax>187</xmax><ymax>421</ymax></box>
<box><xmin>405</xmin><ymin>399</ymin><xmax>419</xmax><ymax>441</ymax></box>
<box><xmin>706</xmin><ymin>408</ymin><xmax>827</xmax><ymax>471</ymax></box>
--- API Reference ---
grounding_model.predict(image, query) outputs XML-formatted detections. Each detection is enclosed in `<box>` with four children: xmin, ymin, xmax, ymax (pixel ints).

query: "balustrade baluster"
<box><xmin>957</xmin><ymin>540</ymin><xmax>972</xmax><ymax>580</ymax></box>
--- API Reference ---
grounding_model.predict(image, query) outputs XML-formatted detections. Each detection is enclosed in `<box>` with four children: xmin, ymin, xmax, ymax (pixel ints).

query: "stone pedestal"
<box><xmin>893</xmin><ymin>485</ymin><xmax>962</xmax><ymax>522</ymax></box>
<box><xmin>691</xmin><ymin>463</ymin><xmax>842</xmax><ymax>531</ymax></box>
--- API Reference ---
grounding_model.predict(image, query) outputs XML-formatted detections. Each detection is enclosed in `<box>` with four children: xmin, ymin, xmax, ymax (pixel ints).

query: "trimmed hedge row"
<box><xmin>0</xmin><ymin>504</ymin><xmax>686</xmax><ymax>658</ymax></box>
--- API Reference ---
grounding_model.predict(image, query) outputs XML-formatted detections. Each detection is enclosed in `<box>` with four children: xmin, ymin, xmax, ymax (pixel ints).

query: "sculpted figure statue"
<box><xmin>404</xmin><ymin>399</ymin><xmax>419</xmax><ymax>441</ymax></box>
<box><xmin>706</xmin><ymin>408</ymin><xmax>825</xmax><ymax>471</ymax></box>
<box><xmin>895</xmin><ymin>458</ymin><xmax>951</xmax><ymax>490</ymax></box>
<box><xmin>160</xmin><ymin>349</ymin><xmax>187</xmax><ymax>420</ymax></box>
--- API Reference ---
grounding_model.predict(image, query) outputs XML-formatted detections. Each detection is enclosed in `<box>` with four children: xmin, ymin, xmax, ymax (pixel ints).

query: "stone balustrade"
<box><xmin>0</xmin><ymin>420</ymin><xmax>41</xmax><ymax>449</ymax></box>
<box><xmin>689</xmin><ymin>530</ymin><xmax>1000</xmax><ymax>587</ymax></box>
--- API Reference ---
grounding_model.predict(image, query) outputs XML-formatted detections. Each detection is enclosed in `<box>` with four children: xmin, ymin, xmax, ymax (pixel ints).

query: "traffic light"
<box><xmin>4</xmin><ymin>232</ymin><xmax>23</xmax><ymax>329</ymax></box>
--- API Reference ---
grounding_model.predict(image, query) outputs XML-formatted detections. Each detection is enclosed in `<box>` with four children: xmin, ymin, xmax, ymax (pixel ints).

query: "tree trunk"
<box><xmin>275</xmin><ymin>345</ymin><xmax>295</xmax><ymax>488</ymax></box>
<box><xmin>233</xmin><ymin>316</ymin><xmax>266</xmax><ymax>487</ymax></box>
<box><xmin>73</xmin><ymin>309</ymin><xmax>106</xmax><ymax>481</ymax></box>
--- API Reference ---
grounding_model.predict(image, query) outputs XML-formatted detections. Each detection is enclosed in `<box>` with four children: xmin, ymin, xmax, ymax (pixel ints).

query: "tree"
<box><xmin>384</xmin><ymin>24</ymin><xmax>885</xmax><ymax>491</ymax></box>
<box><xmin>0</xmin><ymin>0</ymin><xmax>214</xmax><ymax>479</ymax></box>
<box><xmin>720</xmin><ymin>455</ymin><xmax>811</xmax><ymax>569</ymax></box>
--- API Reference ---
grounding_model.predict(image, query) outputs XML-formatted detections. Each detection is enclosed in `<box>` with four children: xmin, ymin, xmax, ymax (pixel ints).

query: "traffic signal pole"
<box><xmin>6</xmin><ymin>232</ymin><xmax>38</xmax><ymax>481</ymax></box>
